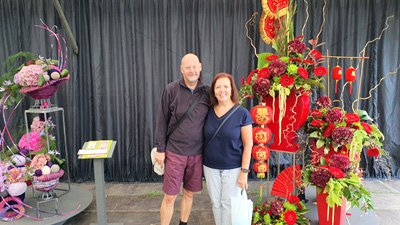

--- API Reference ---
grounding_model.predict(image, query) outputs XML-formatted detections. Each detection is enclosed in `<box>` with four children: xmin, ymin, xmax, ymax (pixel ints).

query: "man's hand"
<box><xmin>155</xmin><ymin>152</ymin><xmax>165</xmax><ymax>169</ymax></box>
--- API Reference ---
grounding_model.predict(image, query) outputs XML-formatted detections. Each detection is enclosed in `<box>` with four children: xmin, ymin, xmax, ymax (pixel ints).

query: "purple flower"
<box><xmin>329</xmin><ymin>154</ymin><xmax>350</xmax><ymax>170</ymax></box>
<box><xmin>310</xmin><ymin>167</ymin><xmax>332</xmax><ymax>187</ymax></box>
<box><xmin>253</xmin><ymin>77</ymin><xmax>271</xmax><ymax>98</ymax></box>
<box><xmin>315</xmin><ymin>96</ymin><xmax>332</xmax><ymax>109</ymax></box>
<box><xmin>287</xmin><ymin>40</ymin><xmax>306</xmax><ymax>54</ymax></box>
<box><xmin>332</xmin><ymin>127</ymin><xmax>354</xmax><ymax>145</ymax></box>
<box><xmin>325</xmin><ymin>108</ymin><xmax>345</xmax><ymax>124</ymax></box>
<box><xmin>268</xmin><ymin>59</ymin><xmax>287</xmax><ymax>77</ymax></box>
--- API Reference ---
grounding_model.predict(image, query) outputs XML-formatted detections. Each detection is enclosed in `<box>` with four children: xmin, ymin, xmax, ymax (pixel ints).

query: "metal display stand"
<box><xmin>79</xmin><ymin>141</ymin><xmax>123</xmax><ymax>225</ymax></box>
<box><xmin>24</xmin><ymin>106</ymin><xmax>71</xmax><ymax>198</ymax></box>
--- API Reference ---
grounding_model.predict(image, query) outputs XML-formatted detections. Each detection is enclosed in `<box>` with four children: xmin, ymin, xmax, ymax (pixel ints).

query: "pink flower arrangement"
<box><xmin>30</xmin><ymin>153</ymin><xmax>50</xmax><ymax>170</ymax></box>
<box><xmin>18</xmin><ymin>132</ymin><xmax>44</xmax><ymax>152</ymax></box>
<box><xmin>13</xmin><ymin>64</ymin><xmax>46</xmax><ymax>87</ymax></box>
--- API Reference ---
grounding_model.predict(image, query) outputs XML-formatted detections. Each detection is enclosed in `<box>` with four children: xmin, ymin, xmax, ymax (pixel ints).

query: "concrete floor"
<box><xmin>62</xmin><ymin>179</ymin><xmax>400</xmax><ymax>225</ymax></box>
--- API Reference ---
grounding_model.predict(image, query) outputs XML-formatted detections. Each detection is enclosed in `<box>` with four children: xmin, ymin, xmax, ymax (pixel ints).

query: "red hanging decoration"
<box><xmin>251</xmin><ymin>145</ymin><xmax>271</xmax><ymax>161</ymax></box>
<box><xmin>252</xmin><ymin>126</ymin><xmax>272</xmax><ymax>144</ymax></box>
<box><xmin>332</xmin><ymin>66</ymin><xmax>343</xmax><ymax>93</ymax></box>
<box><xmin>253</xmin><ymin>161</ymin><xmax>269</xmax><ymax>178</ymax></box>
<box><xmin>346</xmin><ymin>67</ymin><xmax>357</xmax><ymax>94</ymax></box>
<box><xmin>250</xmin><ymin>104</ymin><xmax>273</xmax><ymax>125</ymax></box>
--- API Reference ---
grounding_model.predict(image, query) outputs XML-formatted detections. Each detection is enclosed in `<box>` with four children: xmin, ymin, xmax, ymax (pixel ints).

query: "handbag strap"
<box><xmin>167</xmin><ymin>93</ymin><xmax>202</xmax><ymax>140</ymax></box>
<box><xmin>206</xmin><ymin>105</ymin><xmax>240</xmax><ymax>147</ymax></box>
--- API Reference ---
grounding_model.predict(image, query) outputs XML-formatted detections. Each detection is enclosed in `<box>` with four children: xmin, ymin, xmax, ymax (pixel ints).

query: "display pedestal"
<box><xmin>79</xmin><ymin>141</ymin><xmax>123</xmax><ymax>225</ymax></box>
<box><xmin>24</xmin><ymin>106</ymin><xmax>71</xmax><ymax>198</ymax></box>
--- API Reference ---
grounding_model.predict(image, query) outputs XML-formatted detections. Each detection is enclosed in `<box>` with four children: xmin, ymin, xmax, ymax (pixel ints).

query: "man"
<box><xmin>154</xmin><ymin>53</ymin><xmax>210</xmax><ymax>225</ymax></box>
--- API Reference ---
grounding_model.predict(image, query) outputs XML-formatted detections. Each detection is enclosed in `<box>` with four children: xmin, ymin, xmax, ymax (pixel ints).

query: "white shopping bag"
<box><xmin>231</xmin><ymin>188</ymin><xmax>253</xmax><ymax>225</ymax></box>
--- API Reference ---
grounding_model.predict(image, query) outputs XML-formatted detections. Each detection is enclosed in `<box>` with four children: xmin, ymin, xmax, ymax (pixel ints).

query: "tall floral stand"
<box><xmin>316</xmin><ymin>188</ymin><xmax>347</xmax><ymax>225</ymax></box>
<box><xmin>262</xmin><ymin>89</ymin><xmax>310</xmax><ymax>152</ymax></box>
<box><xmin>24</xmin><ymin>105</ymin><xmax>71</xmax><ymax>197</ymax></box>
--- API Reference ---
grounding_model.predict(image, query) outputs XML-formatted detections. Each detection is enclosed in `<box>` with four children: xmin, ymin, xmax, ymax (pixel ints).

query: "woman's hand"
<box><xmin>237</xmin><ymin>172</ymin><xmax>248</xmax><ymax>190</ymax></box>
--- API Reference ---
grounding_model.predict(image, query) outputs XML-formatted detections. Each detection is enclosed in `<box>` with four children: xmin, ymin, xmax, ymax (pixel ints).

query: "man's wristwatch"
<box><xmin>241</xmin><ymin>168</ymin><xmax>249</xmax><ymax>173</ymax></box>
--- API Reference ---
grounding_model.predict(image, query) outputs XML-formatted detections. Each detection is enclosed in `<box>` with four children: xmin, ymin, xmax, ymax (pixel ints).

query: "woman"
<box><xmin>203</xmin><ymin>73</ymin><xmax>253</xmax><ymax>225</ymax></box>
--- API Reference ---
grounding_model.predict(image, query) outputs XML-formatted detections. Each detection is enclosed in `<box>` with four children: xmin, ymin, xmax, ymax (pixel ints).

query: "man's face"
<box><xmin>180</xmin><ymin>56</ymin><xmax>202</xmax><ymax>85</ymax></box>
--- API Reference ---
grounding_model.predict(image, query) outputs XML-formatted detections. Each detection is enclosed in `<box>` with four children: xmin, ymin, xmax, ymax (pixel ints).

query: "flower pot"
<box><xmin>316</xmin><ymin>188</ymin><xmax>346</xmax><ymax>225</ymax></box>
<box><xmin>262</xmin><ymin>89</ymin><xmax>310</xmax><ymax>152</ymax></box>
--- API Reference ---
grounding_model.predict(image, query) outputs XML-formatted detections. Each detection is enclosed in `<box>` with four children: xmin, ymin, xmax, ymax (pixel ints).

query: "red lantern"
<box><xmin>332</xmin><ymin>66</ymin><xmax>342</xmax><ymax>93</ymax></box>
<box><xmin>346</xmin><ymin>67</ymin><xmax>357</xmax><ymax>94</ymax></box>
<box><xmin>250</xmin><ymin>104</ymin><xmax>273</xmax><ymax>125</ymax></box>
<box><xmin>251</xmin><ymin>145</ymin><xmax>271</xmax><ymax>161</ymax></box>
<box><xmin>253</xmin><ymin>162</ymin><xmax>269</xmax><ymax>178</ymax></box>
<box><xmin>253</xmin><ymin>126</ymin><xmax>272</xmax><ymax>144</ymax></box>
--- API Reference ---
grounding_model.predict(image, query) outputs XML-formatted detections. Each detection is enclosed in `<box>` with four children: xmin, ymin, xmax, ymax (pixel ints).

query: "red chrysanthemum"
<box><xmin>367</xmin><ymin>148</ymin><xmax>380</xmax><ymax>157</ymax></box>
<box><xmin>329</xmin><ymin>167</ymin><xmax>345</xmax><ymax>178</ymax></box>
<box><xmin>297</xmin><ymin>67</ymin><xmax>308</xmax><ymax>79</ymax></box>
<box><xmin>323</xmin><ymin>123</ymin><xmax>335</xmax><ymax>137</ymax></box>
<box><xmin>360</xmin><ymin>122</ymin><xmax>373</xmax><ymax>134</ymax></box>
<box><xmin>311</xmin><ymin>109</ymin><xmax>323</xmax><ymax>117</ymax></box>
<box><xmin>287</xmin><ymin>195</ymin><xmax>300</xmax><ymax>204</ymax></box>
<box><xmin>311</xmin><ymin>50</ymin><xmax>322</xmax><ymax>59</ymax></box>
<box><xmin>257</xmin><ymin>67</ymin><xmax>271</xmax><ymax>78</ymax></box>
<box><xmin>310</xmin><ymin>119</ymin><xmax>325</xmax><ymax>127</ymax></box>
<box><xmin>345</xmin><ymin>113</ymin><xmax>360</xmax><ymax>124</ymax></box>
<box><xmin>246</xmin><ymin>69</ymin><xmax>258</xmax><ymax>84</ymax></box>
<box><xmin>265</xmin><ymin>54</ymin><xmax>279</xmax><ymax>61</ymax></box>
<box><xmin>284</xmin><ymin>210</ymin><xmax>297</xmax><ymax>225</ymax></box>
<box><xmin>314</xmin><ymin>66</ymin><xmax>327</xmax><ymax>76</ymax></box>
<box><xmin>280</xmin><ymin>74</ymin><xmax>294</xmax><ymax>87</ymax></box>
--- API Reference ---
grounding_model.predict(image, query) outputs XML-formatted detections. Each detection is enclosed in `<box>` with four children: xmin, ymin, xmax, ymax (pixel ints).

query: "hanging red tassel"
<box><xmin>332</xmin><ymin>66</ymin><xmax>343</xmax><ymax>93</ymax></box>
<box><xmin>346</xmin><ymin>67</ymin><xmax>357</xmax><ymax>94</ymax></box>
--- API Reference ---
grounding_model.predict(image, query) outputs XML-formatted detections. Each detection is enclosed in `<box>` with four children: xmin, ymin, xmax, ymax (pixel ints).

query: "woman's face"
<box><xmin>214</xmin><ymin>77</ymin><xmax>232</xmax><ymax>103</ymax></box>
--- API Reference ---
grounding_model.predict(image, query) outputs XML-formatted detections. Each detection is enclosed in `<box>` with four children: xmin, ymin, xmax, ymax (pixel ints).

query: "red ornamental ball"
<box><xmin>250</xmin><ymin>104</ymin><xmax>273</xmax><ymax>125</ymax></box>
<box><xmin>253</xmin><ymin>162</ymin><xmax>269</xmax><ymax>178</ymax></box>
<box><xmin>251</xmin><ymin>145</ymin><xmax>271</xmax><ymax>161</ymax></box>
<box><xmin>332</xmin><ymin>66</ymin><xmax>343</xmax><ymax>93</ymax></box>
<box><xmin>253</xmin><ymin>127</ymin><xmax>272</xmax><ymax>144</ymax></box>
<box><xmin>346</xmin><ymin>67</ymin><xmax>357</xmax><ymax>94</ymax></box>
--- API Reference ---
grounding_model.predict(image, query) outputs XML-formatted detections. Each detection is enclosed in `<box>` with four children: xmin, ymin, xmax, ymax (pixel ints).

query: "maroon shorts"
<box><xmin>162</xmin><ymin>150</ymin><xmax>203</xmax><ymax>195</ymax></box>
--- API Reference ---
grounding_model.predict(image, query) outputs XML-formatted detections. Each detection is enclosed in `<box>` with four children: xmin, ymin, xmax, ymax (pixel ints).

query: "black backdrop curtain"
<box><xmin>0</xmin><ymin>0</ymin><xmax>399</xmax><ymax>181</ymax></box>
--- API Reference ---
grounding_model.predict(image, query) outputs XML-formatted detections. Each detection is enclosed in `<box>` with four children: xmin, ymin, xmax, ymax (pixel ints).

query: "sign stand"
<box><xmin>79</xmin><ymin>141</ymin><xmax>123</xmax><ymax>225</ymax></box>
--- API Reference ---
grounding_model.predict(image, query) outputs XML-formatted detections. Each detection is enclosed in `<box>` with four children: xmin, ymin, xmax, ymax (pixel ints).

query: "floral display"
<box><xmin>305</xmin><ymin>95</ymin><xmax>385</xmax><ymax>162</ymax></box>
<box><xmin>252</xmin><ymin>196</ymin><xmax>310</xmax><ymax>225</ymax></box>
<box><xmin>0</xmin><ymin>52</ymin><xmax>69</xmax><ymax>103</ymax></box>
<box><xmin>302</xmin><ymin>154</ymin><xmax>373</xmax><ymax>211</ymax></box>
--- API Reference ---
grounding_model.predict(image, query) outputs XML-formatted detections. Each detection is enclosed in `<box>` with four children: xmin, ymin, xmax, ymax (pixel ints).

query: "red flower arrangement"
<box><xmin>252</xmin><ymin>197</ymin><xmax>310</xmax><ymax>225</ymax></box>
<box><xmin>303</xmin><ymin>154</ymin><xmax>373</xmax><ymax>210</ymax></box>
<box><xmin>305</xmin><ymin>96</ymin><xmax>385</xmax><ymax>159</ymax></box>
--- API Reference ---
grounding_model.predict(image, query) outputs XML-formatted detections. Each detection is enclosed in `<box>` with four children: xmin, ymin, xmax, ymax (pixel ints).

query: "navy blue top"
<box><xmin>203</xmin><ymin>105</ymin><xmax>253</xmax><ymax>169</ymax></box>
